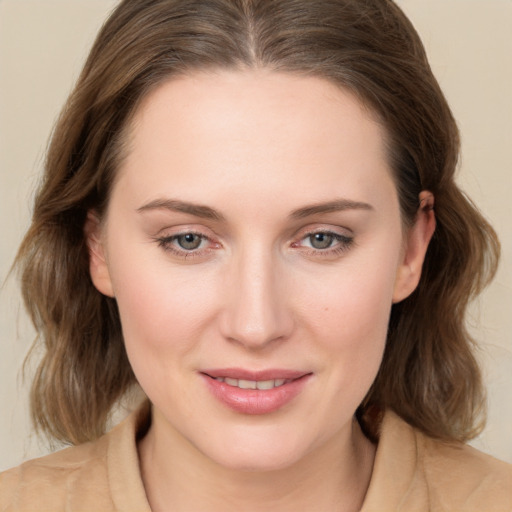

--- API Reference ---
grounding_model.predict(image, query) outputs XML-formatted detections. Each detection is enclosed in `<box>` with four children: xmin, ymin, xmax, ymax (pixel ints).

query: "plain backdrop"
<box><xmin>1</xmin><ymin>0</ymin><xmax>511</xmax><ymax>471</ymax></box>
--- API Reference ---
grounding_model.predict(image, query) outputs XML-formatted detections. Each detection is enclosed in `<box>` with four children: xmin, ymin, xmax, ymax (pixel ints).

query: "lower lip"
<box><xmin>202</xmin><ymin>374</ymin><xmax>312</xmax><ymax>415</ymax></box>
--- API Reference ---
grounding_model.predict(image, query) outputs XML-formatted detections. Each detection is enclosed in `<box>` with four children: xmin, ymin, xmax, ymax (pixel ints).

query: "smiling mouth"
<box><xmin>210</xmin><ymin>377</ymin><xmax>292</xmax><ymax>390</ymax></box>
<box><xmin>201</xmin><ymin>370</ymin><xmax>312</xmax><ymax>414</ymax></box>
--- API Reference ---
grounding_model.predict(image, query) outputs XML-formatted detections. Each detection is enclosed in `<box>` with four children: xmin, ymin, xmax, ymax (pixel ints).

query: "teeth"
<box><xmin>256</xmin><ymin>380</ymin><xmax>274</xmax><ymax>390</ymax></box>
<box><xmin>215</xmin><ymin>377</ymin><xmax>289</xmax><ymax>390</ymax></box>
<box><xmin>238</xmin><ymin>379</ymin><xmax>257</xmax><ymax>389</ymax></box>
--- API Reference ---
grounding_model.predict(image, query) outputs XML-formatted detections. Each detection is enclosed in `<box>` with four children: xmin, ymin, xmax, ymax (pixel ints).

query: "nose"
<box><xmin>219</xmin><ymin>245</ymin><xmax>294</xmax><ymax>350</ymax></box>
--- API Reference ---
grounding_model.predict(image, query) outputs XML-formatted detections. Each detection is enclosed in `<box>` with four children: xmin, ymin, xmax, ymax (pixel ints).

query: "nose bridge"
<box><xmin>221</xmin><ymin>241</ymin><xmax>292</xmax><ymax>348</ymax></box>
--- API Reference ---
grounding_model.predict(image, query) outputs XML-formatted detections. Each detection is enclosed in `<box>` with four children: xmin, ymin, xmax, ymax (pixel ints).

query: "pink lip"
<box><xmin>201</xmin><ymin>368</ymin><xmax>312</xmax><ymax>415</ymax></box>
<box><xmin>202</xmin><ymin>368</ymin><xmax>307</xmax><ymax>381</ymax></box>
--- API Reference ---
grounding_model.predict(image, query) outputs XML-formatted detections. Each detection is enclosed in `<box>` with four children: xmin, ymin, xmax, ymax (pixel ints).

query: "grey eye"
<box><xmin>309</xmin><ymin>233</ymin><xmax>334</xmax><ymax>249</ymax></box>
<box><xmin>177</xmin><ymin>233</ymin><xmax>203</xmax><ymax>250</ymax></box>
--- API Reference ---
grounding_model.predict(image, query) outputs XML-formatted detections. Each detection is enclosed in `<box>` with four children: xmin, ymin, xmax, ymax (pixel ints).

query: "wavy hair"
<box><xmin>15</xmin><ymin>0</ymin><xmax>499</xmax><ymax>444</ymax></box>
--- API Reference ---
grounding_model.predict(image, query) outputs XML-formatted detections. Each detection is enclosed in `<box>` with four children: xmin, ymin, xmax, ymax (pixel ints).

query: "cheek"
<box><xmin>110</xmin><ymin>262</ymin><xmax>222</xmax><ymax>410</ymax></box>
<box><xmin>294</xmin><ymin>245</ymin><xmax>401</xmax><ymax>394</ymax></box>
<box><xmin>106</xmin><ymin>237</ymin><xmax>219</xmax><ymax>366</ymax></box>
<box><xmin>299</xmin><ymin>256</ymin><xmax>398</xmax><ymax>343</ymax></box>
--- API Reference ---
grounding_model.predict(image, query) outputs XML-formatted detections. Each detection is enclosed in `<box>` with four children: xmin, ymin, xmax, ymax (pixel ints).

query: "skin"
<box><xmin>87</xmin><ymin>70</ymin><xmax>435</xmax><ymax>512</ymax></box>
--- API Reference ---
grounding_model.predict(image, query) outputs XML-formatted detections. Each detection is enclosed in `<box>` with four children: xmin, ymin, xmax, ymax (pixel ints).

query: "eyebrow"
<box><xmin>136</xmin><ymin>197</ymin><xmax>373</xmax><ymax>222</ymax></box>
<box><xmin>136</xmin><ymin>199</ymin><xmax>225</xmax><ymax>221</ymax></box>
<box><xmin>289</xmin><ymin>199</ymin><xmax>374</xmax><ymax>219</ymax></box>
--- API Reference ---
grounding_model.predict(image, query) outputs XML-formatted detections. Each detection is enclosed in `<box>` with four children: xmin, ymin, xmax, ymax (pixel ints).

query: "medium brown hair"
<box><xmin>16</xmin><ymin>0</ymin><xmax>499</xmax><ymax>445</ymax></box>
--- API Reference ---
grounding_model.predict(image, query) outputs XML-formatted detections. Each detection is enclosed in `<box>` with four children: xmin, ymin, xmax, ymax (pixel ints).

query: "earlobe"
<box><xmin>393</xmin><ymin>191</ymin><xmax>436</xmax><ymax>303</ymax></box>
<box><xmin>84</xmin><ymin>211</ymin><xmax>115</xmax><ymax>298</ymax></box>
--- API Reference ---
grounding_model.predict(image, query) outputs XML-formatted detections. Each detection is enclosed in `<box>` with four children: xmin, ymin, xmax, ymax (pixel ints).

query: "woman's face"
<box><xmin>88</xmin><ymin>70</ymin><xmax>432</xmax><ymax>471</ymax></box>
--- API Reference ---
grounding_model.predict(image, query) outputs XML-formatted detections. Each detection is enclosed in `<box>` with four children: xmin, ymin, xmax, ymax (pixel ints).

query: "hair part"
<box><xmin>16</xmin><ymin>0</ymin><xmax>499</xmax><ymax>445</ymax></box>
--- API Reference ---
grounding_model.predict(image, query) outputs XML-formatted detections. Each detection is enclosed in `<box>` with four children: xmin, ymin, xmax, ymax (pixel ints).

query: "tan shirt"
<box><xmin>1</xmin><ymin>403</ymin><xmax>511</xmax><ymax>511</ymax></box>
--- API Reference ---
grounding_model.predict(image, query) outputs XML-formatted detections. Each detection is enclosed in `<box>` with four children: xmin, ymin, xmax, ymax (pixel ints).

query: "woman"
<box><xmin>1</xmin><ymin>0</ymin><xmax>511</xmax><ymax>510</ymax></box>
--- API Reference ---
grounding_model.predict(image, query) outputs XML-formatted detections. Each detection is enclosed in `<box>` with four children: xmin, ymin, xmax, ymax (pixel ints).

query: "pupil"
<box><xmin>311</xmin><ymin>233</ymin><xmax>333</xmax><ymax>249</ymax></box>
<box><xmin>178</xmin><ymin>234</ymin><xmax>201</xmax><ymax>250</ymax></box>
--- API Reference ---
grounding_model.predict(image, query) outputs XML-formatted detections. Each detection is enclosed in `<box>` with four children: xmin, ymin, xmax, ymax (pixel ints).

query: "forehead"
<box><xmin>130</xmin><ymin>69</ymin><xmax>383</xmax><ymax>153</ymax></box>
<box><xmin>114</xmin><ymin>69</ymin><xmax>396</xmax><ymax>216</ymax></box>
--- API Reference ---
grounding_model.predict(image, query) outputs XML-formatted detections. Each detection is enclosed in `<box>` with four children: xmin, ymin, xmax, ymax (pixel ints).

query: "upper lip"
<box><xmin>201</xmin><ymin>368</ymin><xmax>310</xmax><ymax>381</ymax></box>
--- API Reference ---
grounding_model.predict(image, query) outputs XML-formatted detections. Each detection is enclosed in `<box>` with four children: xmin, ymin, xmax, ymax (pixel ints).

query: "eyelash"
<box><xmin>155</xmin><ymin>229</ymin><xmax>354</xmax><ymax>259</ymax></box>
<box><xmin>292</xmin><ymin>230</ymin><xmax>354</xmax><ymax>258</ymax></box>
<box><xmin>155</xmin><ymin>231</ymin><xmax>216</xmax><ymax>259</ymax></box>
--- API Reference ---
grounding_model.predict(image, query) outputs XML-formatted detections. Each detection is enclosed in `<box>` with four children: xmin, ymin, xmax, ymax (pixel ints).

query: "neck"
<box><xmin>138</xmin><ymin>410</ymin><xmax>376</xmax><ymax>512</ymax></box>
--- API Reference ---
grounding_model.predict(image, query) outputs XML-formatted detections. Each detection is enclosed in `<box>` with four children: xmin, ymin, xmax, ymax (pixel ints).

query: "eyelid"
<box><xmin>153</xmin><ymin>227</ymin><xmax>221</xmax><ymax>259</ymax></box>
<box><xmin>291</xmin><ymin>226</ymin><xmax>355</xmax><ymax>256</ymax></box>
<box><xmin>295</xmin><ymin>230</ymin><xmax>352</xmax><ymax>246</ymax></box>
<box><xmin>292</xmin><ymin>224</ymin><xmax>353</xmax><ymax>242</ymax></box>
<box><xmin>152</xmin><ymin>224</ymin><xmax>354</xmax><ymax>260</ymax></box>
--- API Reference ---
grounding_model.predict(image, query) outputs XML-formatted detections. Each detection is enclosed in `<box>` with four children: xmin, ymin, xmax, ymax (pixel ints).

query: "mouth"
<box><xmin>200</xmin><ymin>368</ymin><xmax>312</xmax><ymax>415</ymax></box>
<box><xmin>209</xmin><ymin>377</ymin><xmax>291</xmax><ymax>390</ymax></box>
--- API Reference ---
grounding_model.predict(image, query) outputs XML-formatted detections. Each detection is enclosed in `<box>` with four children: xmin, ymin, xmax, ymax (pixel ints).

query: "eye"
<box><xmin>307</xmin><ymin>232</ymin><xmax>336</xmax><ymax>250</ymax></box>
<box><xmin>175</xmin><ymin>233</ymin><xmax>203</xmax><ymax>250</ymax></box>
<box><xmin>292</xmin><ymin>229</ymin><xmax>354</xmax><ymax>257</ymax></box>
<box><xmin>301</xmin><ymin>231</ymin><xmax>352</xmax><ymax>250</ymax></box>
<box><xmin>155</xmin><ymin>230</ymin><xmax>215</xmax><ymax>257</ymax></box>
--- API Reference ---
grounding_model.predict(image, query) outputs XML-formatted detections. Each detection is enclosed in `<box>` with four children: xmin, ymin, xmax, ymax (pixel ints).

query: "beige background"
<box><xmin>1</xmin><ymin>0</ymin><xmax>511</xmax><ymax>471</ymax></box>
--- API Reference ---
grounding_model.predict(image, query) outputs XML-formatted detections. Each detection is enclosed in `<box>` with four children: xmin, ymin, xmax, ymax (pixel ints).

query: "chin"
<box><xmin>195</xmin><ymin>426</ymin><xmax>311</xmax><ymax>473</ymax></box>
<box><xmin>211</xmin><ymin>448</ymin><xmax>305</xmax><ymax>473</ymax></box>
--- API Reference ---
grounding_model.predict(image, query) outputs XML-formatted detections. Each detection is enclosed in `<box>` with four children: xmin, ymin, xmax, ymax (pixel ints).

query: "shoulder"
<box><xmin>418</xmin><ymin>428</ymin><xmax>512</xmax><ymax>510</ymax></box>
<box><xmin>0</xmin><ymin>401</ymin><xmax>151</xmax><ymax>512</ymax></box>
<box><xmin>0</xmin><ymin>434</ymin><xmax>115</xmax><ymax>511</ymax></box>
<box><xmin>362</xmin><ymin>410</ymin><xmax>512</xmax><ymax>512</ymax></box>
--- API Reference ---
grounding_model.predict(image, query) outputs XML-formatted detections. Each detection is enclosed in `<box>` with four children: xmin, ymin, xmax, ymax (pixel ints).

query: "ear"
<box><xmin>84</xmin><ymin>211</ymin><xmax>115</xmax><ymax>297</ymax></box>
<box><xmin>393</xmin><ymin>191</ymin><xmax>436</xmax><ymax>303</ymax></box>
